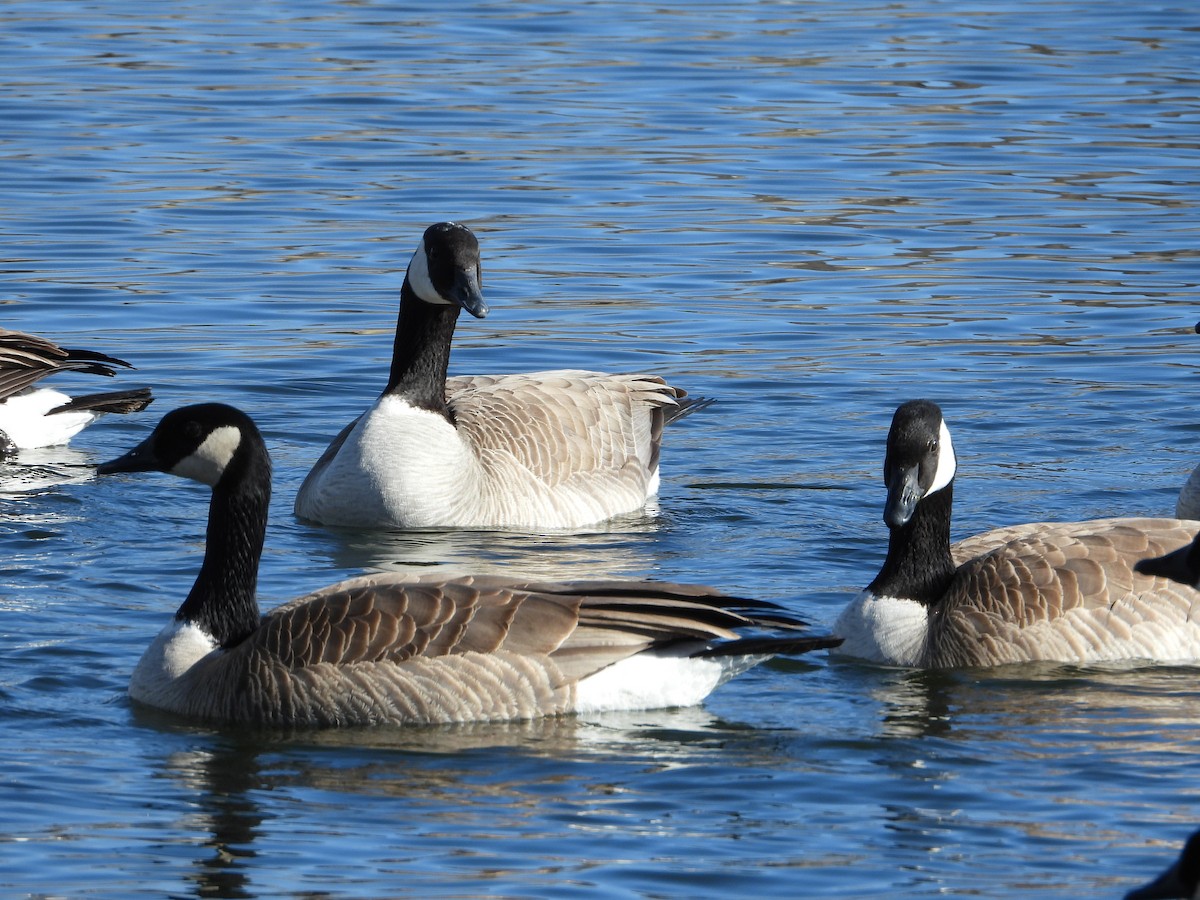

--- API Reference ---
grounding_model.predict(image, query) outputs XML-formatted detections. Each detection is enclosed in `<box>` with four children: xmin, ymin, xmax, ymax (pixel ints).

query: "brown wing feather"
<box><xmin>931</xmin><ymin>518</ymin><xmax>1200</xmax><ymax>666</ymax></box>
<box><xmin>189</xmin><ymin>575</ymin><xmax>810</xmax><ymax>725</ymax></box>
<box><xmin>446</xmin><ymin>371</ymin><xmax>684</xmax><ymax>487</ymax></box>
<box><xmin>0</xmin><ymin>328</ymin><xmax>136</xmax><ymax>401</ymax></box>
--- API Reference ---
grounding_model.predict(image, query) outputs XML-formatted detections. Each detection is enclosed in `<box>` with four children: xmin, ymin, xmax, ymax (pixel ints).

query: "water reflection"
<box><xmin>296</xmin><ymin>504</ymin><xmax>663</xmax><ymax>581</ymax></box>
<box><xmin>866</xmin><ymin>663</ymin><xmax>1200</xmax><ymax>748</ymax></box>
<box><xmin>139</xmin><ymin>704</ymin><xmax>778</xmax><ymax>900</ymax></box>
<box><xmin>0</xmin><ymin>446</ymin><xmax>94</xmax><ymax>497</ymax></box>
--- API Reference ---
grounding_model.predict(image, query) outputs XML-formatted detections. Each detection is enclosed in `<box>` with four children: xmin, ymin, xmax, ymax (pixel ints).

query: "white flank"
<box><xmin>129</xmin><ymin>619</ymin><xmax>218</xmax><ymax>708</ymax></box>
<box><xmin>573</xmin><ymin>646</ymin><xmax>756</xmax><ymax>714</ymax></box>
<box><xmin>0</xmin><ymin>389</ymin><xmax>94</xmax><ymax>449</ymax></box>
<box><xmin>831</xmin><ymin>590</ymin><xmax>931</xmax><ymax>666</ymax></box>
<box><xmin>171</xmin><ymin>425</ymin><xmax>242</xmax><ymax>486</ymax></box>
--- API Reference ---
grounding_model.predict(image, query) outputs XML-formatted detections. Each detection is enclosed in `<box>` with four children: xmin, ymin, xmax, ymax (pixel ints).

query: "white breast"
<box><xmin>831</xmin><ymin>590</ymin><xmax>931</xmax><ymax>667</ymax></box>
<box><xmin>296</xmin><ymin>395</ymin><xmax>482</xmax><ymax>527</ymax></box>
<box><xmin>129</xmin><ymin>619</ymin><xmax>219</xmax><ymax>709</ymax></box>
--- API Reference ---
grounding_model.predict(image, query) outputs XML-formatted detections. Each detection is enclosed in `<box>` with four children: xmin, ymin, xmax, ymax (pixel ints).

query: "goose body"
<box><xmin>294</xmin><ymin>222</ymin><xmax>703</xmax><ymax>530</ymax></box>
<box><xmin>0</xmin><ymin>328</ymin><xmax>152</xmax><ymax>453</ymax></box>
<box><xmin>832</xmin><ymin>400</ymin><xmax>1200</xmax><ymax>668</ymax></box>
<box><xmin>99</xmin><ymin>403</ymin><xmax>839</xmax><ymax>728</ymax></box>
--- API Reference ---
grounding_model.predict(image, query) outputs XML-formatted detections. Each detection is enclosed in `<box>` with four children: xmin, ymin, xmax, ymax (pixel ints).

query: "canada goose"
<box><xmin>832</xmin><ymin>399</ymin><xmax>1200</xmax><ymax>667</ymax></box>
<box><xmin>97</xmin><ymin>403</ymin><xmax>840</xmax><ymax>727</ymax></box>
<box><xmin>293</xmin><ymin>221</ymin><xmax>706</xmax><ymax>530</ymax></box>
<box><xmin>1126</xmin><ymin>830</ymin><xmax>1200</xmax><ymax>900</ymax></box>
<box><xmin>0</xmin><ymin>327</ymin><xmax>153</xmax><ymax>454</ymax></box>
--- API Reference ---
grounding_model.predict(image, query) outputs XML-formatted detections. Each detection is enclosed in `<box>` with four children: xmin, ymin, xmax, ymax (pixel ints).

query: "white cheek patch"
<box><xmin>171</xmin><ymin>425</ymin><xmax>241</xmax><ymax>486</ymax></box>
<box><xmin>407</xmin><ymin>238</ymin><xmax>450</xmax><ymax>305</ymax></box>
<box><xmin>928</xmin><ymin>419</ymin><xmax>956</xmax><ymax>496</ymax></box>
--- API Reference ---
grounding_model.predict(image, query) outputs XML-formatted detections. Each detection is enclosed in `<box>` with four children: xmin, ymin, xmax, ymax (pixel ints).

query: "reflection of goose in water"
<box><xmin>0</xmin><ymin>446</ymin><xmax>96</xmax><ymax>497</ymax></box>
<box><xmin>144</xmin><ymin>702</ymin><xmax>806</xmax><ymax>896</ymax></box>
<box><xmin>0</xmin><ymin>327</ymin><xmax>152</xmax><ymax>455</ymax></box>
<box><xmin>100</xmin><ymin>403</ymin><xmax>839</xmax><ymax>728</ymax></box>
<box><xmin>294</xmin><ymin>506</ymin><xmax>662</xmax><ymax>583</ymax></box>
<box><xmin>853</xmin><ymin>661</ymin><xmax>1200</xmax><ymax>754</ymax></box>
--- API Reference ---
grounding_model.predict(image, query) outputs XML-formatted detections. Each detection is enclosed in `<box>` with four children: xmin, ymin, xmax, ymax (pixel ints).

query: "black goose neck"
<box><xmin>868</xmin><ymin>482</ymin><xmax>957</xmax><ymax>606</ymax></box>
<box><xmin>176</xmin><ymin>438</ymin><xmax>270</xmax><ymax>649</ymax></box>
<box><xmin>384</xmin><ymin>280</ymin><xmax>458</xmax><ymax>416</ymax></box>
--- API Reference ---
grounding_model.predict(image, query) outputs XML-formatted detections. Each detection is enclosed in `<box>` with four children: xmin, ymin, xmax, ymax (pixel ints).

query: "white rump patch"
<box><xmin>928</xmin><ymin>419</ymin><xmax>956</xmax><ymax>496</ymax></box>
<box><xmin>573</xmin><ymin>645</ymin><xmax>752</xmax><ymax>714</ymax></box>
<box><xmin>171</xmin><ymin>425</ymin><xmax>241</xmax><ymax>486</ymax></box>
<box><xmin>0</xmin><ymin>389</ymin><xmax>92</xmax><ymax>448</ymax></box>
<box><xmin>407</xmin><ymin>238</ymin><xmax>449</xmax><ymax>305</ymax></box>
<box><xmin>831</xmin><ymin>591</ymin><xmax>930</xmax><ymax>667</ymax></box>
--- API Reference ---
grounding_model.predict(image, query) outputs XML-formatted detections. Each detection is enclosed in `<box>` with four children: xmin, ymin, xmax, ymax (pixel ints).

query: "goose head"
<box><xmin>96</xmin><ymin>403</ymin><xmax>264</xmax><ymax>490</ymax></box>
<box><xmin>405</xmin><ymin>221</ymin><xmax>488</xmax><ymax>319</ymax></box>
<box><xmin>1136</xmin><ymin>531</ymin><xmax>1200</xmax><ymax>590</ymax></box>
<box><xmin>881</xmin><ymin>399</ymin><xmax>957</xmax><ymax>529</ymax></box>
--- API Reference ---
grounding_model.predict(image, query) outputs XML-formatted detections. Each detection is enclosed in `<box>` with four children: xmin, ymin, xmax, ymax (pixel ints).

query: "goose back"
<box><xmin>1177</xmin><ymin>462</ymin><xmax>1200</xmax><ymax>520</ymax></box>
<box><xmin>930</xmin><ymin>517</ymin><xmax>1200</xmax><ymax>667</ymax></box>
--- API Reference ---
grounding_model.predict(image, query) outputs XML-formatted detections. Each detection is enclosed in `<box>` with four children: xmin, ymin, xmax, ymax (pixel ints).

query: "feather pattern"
<box><xmin>931</xmin><ymin>517</ymin><xmax>1200</xmax><ymax>666</ymax></box>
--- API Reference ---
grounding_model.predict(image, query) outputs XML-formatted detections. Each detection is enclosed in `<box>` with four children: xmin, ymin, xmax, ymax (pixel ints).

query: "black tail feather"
<box><xmin>48</xmin><ymin>387</ymin><xmax>154</xmax><ymax>416</ymax></box>
<box><xmin>692</xmin><ymin>634</ymin><xmax>843</xmax><ymax>659</ymax></box>
<box><xmin>665</xmin><ymin>395</ymin><xmax>715</xmax><ymax>426</ymax></box>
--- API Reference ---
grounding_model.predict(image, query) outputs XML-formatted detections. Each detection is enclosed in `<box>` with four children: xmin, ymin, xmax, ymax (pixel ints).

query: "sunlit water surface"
<box><xmin>1</xmin><ymin>1</ymin><xmax>1199</xmax><ymax>897</ymax></box>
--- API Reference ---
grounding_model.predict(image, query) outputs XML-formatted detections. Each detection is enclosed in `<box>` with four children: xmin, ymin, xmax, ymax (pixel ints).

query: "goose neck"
<box><xmin>176</xmin><ymin>452</ymin><xmax>270</xmax><ymax>649</ymax></box>
<box><xmin>868</xmin><ymin>482</ymin><xmax>957</xmax><ymax>606</ymax></box>
<box><xmin>385</xmin><ymin>281</ymin><xmax>459</xmax><ymax>413</ymax></box>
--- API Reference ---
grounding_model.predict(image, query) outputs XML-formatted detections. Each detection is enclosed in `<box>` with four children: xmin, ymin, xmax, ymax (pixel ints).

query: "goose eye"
<box><xmin>927</xmin><ymin>439</ymin><xmax>939</xmax><ymax>455</ymax></box>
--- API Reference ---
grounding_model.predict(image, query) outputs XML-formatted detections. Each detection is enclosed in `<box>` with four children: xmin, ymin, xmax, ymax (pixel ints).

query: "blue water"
<box><xmin>2</xmin><ymin>0</ymin><xmax>1199</xmax><ymax>896</ymax></box>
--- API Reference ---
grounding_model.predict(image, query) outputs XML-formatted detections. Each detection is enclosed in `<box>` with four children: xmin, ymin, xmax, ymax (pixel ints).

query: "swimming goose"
<box><xmin>293</xmin><ymin>221</ymin><xmax>706</xmax><ymax>530</ymax></box>
<box><xmin>1126</xmin><ymin>830</ymin><xmax>1200</xmax><ymax>900</ymax></box>
<box><xmin>0</xmin><ymin>327</ymin><xmax>153</xmax><ymax>454</ymax></box>
<box><xmin>98</xmin><ymin>403</ymin><xmax>840</xmax><ymax>727</ymax></box>
<box><xmin>832</xmin><ymin>399</ymin><xmax>1200</xmax><ymax>667</ymax></box>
